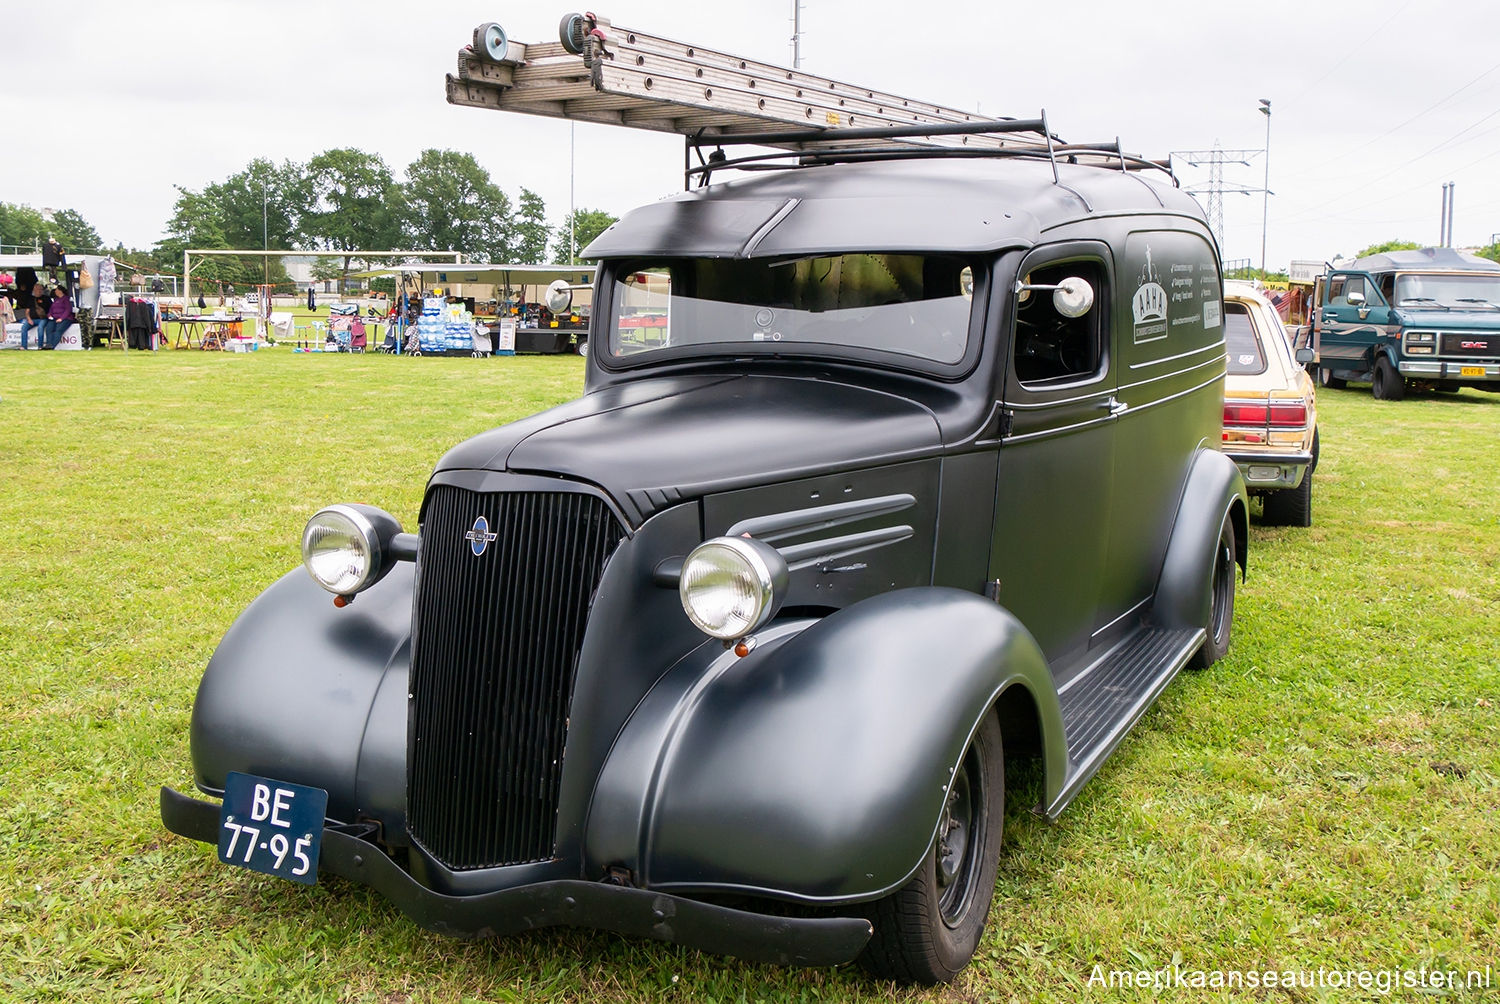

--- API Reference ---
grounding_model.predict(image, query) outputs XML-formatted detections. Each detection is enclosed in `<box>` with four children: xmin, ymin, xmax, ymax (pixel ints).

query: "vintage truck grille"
<box><xmin>1438</xmin><ymin>332</ymin><xmax>1499</xmax><ymax>358</ymax></box>
<box><xmin>407</xmin><ymin>484</ymin><xmax>625</xmax><ymax>870</ymax></box>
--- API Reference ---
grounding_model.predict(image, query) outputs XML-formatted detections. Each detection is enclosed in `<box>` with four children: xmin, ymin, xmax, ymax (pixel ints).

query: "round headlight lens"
<box><xmin>680</xmin><ymin>537</ymin><xmax>783</xmax><ymax>640</ymax></box>
<box><xmin>302</xmin><ymin>506</ymin><xmax>380</xmax><ymax>594</ymax></box>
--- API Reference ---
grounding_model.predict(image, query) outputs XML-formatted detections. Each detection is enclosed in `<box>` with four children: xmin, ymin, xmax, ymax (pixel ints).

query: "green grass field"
<box><xmin>0</xmin><ymin>351</ymin><xmax>1495</xmax><ymax>1002</ymax></box>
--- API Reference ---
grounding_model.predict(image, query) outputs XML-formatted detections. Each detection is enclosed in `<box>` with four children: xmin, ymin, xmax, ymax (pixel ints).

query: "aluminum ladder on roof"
<box><xmin>445</xmin><ymin>12</ymin><xmax>1052</xmax><ymax>153</ymax></box>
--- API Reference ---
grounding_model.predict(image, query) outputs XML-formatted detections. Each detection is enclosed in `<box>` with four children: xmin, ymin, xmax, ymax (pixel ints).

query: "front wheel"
<box><xmin>858</xmin><ymin>713</ymin><xmax>1004</xmax><ymax>985</ymax></box>
<box><xmin>1318</xmin><ymin>367</ymin><xmax>1346</xmax><ymax>390</ymax></box>
<box><xmin>1191</xmin><ymin>517</ymin><xmax>1236</xmax><ymax>669</ymax></box>
<box><xmin>1372</xmin><ymin>356</ymin><xmax>1405</xmax><ymax>401</ymax></box>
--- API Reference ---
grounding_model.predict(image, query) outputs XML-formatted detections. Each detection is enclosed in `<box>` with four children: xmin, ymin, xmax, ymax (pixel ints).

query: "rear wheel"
<box><xmin>1190</xmin><ymin>518</ymin><xmax>1236</xmax><ymax>669</ymax></box>
<box><xmin>575</xmin><ymin>337</ymin><xmax>589</xmax><ymax>357</ymax></box>
<box><xmin>858</xmin><ymin>713</ymin><xmax>1004</xmax><ymax>985</ymax></box>
<box><xmin>1262</xmin><ymin>429</ymin><xmax>1318</xmax><ymax>527</ymax></box>
<box><xmin>1318</xmin><ymin>367</ymin><xmax>1346</xmax><ymax>390</ymax></box>
<box><xmin>1372</xmin><ymin>356</ymin><xmax>1405</xmax><ymax>401</ymax></box>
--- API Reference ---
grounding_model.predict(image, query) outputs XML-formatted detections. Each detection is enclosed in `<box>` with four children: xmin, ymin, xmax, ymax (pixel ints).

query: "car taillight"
<box><xmin>1268</xmin><ymin>402</ymin><xmax>1307</xmax><ymax>426</ymax></box>
<box><xmin>1223</xmin><ymin>402</ymin><xmax>1306</xmax><ymax>426</ymax></box>
<box><xmin>1223</xmin><ymin>403</ymin><xmax>1267</xmax><ymax>425</ymax></box>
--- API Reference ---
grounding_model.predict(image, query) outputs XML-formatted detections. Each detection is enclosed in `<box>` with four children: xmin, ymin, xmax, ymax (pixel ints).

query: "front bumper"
<box><xmin>1223</xmin><ymin>448</ymin><xmax>1313</xmax><ymax>491</ymax></box>
<box><xmin>1397</xmin><ymin>359</ymin><xmax>1500</xmax><ymax>381</ymax></box>
<box><xmin>160</xmin><ymin>787</ymin><xmax>872</xmax><ymax>966</ymax></box>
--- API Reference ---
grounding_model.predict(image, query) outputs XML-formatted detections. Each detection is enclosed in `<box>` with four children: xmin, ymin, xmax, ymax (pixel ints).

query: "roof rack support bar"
<box><xmin>700</xmin><ymin>117</ymin><xmax>1047</xmax><ymax>149</ymax></box>
<box><xmin>1041</xmin><ymin>109</ymin><xmax>1059</xmax><ymax>185</ymax></box>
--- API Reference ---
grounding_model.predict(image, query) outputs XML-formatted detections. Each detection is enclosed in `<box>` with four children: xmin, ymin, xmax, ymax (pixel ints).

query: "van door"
<box><xmin>1319</xmin><ymin>270</ymin><xmax>1392</xmax><ymax>369</ymax></box>
<box><xmin>1097</xmin><ymin>229</ymin><xmax>1226</xmax><ymax>638</ymax></box>
<box><xmin>992</xmin><ymin>244</ymin><xmax>1115</xmax><ymax>669</ymax></box>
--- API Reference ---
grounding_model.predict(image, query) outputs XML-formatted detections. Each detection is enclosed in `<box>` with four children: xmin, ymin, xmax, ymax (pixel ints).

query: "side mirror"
<box><xmin>545</xmin><ymin>279</ymin><xmax>574</xmax><ymax>313</ymax></box>
<box><xmin>1015</xmin><ymin>276</ymin><xmax>1095</xmax><ymax>318</ymax></box>
<box><xmin>1346</xmin><ymin>289</ymin><xmax>1366</xmax><ymax>306</ymax></box>
<box><xmin>1295</xmin><ymin>347</ymin><xmax>1315</xmax><ymax>364</ymax></box>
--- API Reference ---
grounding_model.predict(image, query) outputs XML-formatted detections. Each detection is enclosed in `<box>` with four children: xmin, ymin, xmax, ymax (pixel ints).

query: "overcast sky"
<box><xmin>5</xmin><ymin>0</ymin><xmax>1498</xmax><ymax>269</ymax></box>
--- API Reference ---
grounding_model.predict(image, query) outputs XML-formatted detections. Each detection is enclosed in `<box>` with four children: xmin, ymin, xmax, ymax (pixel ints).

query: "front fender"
<box><xmin>1153</xmin><ymin>449</ymin><xmax>1247</xmax><ymax>632</ymax></box>
<box><xmin>188</xmin><ymin>564</ymin><xmax>412</xmax><ymax>828</ymax></box>
<box><xmin>584</xmin><ymin>588</ymin><xmax>1064</xmax><ymax>903</ymax></box>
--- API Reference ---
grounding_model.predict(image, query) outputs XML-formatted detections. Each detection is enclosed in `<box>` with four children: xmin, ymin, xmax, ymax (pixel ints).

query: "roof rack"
<box><xmin>447</xmin><ymin>13</ymin><xmax>1174</xmax><ymax>187</ymax></box>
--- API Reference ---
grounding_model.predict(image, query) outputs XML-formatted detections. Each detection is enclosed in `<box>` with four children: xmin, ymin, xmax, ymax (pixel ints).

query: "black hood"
<box><xmin>434</xmin><ymin>374</ymin><xmax>943</xmax><ymax>526</ymax></box>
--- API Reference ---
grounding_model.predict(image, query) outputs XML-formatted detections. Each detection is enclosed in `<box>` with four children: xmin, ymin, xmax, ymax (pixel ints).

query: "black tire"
<box><xmin>574</xmin><ymin>337</ymin><xmax>588</xmax><ymax>357</ymax></box>
<box><xmin>1318</xmin><ymin>367</ymin><xmax>1346</xmax><ymax>390</ymax></box>
<box><xmin>1261</xmin><ymin>428</ymin><xmax>1317</xmax><ymax>528</ymax></box>
<box><xmin>1372</xmin><ymin>356</ymin><xmax>1405</xmax><ymax>401</ymax></box>
<box><xmin>1190</xmin><ymin>518</ymin><xmax>1236</xmax><ymax>669</ymax></box>
<box><xmin>858</xmin><ymin>713</ymin><xmax>1004</xmax><ymax>985</ymax></box>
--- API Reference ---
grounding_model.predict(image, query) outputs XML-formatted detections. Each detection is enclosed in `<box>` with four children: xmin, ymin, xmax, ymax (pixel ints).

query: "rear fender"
<box><xmin>1153</xmin><ymin>449</ymin><xmax>1247</xmax><ymax>631</ymax></box>
<box><xmin>188</xmin><ymin>565</ymin><xmax>412</xmax><ymax>829</ymax></box>
<box><xmin>584</xmin><ymin>588</ymin><xmax>1065</xmax><ymax>903</ymax></box>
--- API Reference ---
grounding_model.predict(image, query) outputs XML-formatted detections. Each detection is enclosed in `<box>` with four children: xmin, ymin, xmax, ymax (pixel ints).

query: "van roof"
<box><xmin>584</xmin><ymin>157</ymin><xmax>1205</xmax><ymax>260</ymax></box>
<box><xmin>1349</xmin><ymin>247</ymin><xmax>1500</xmax><ymax>274</ymax></box>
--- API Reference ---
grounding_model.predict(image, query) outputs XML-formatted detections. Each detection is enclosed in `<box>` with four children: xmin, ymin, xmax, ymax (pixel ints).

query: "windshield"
<box><xmin>608</xmin><ymin>254</ymin><xmax>976</xmax><ymax>365</ymax></box>
<box><xmin>1393</xmin><ymin>273</ymin><xmax>1500</xmax><ymax>308</ymax></box>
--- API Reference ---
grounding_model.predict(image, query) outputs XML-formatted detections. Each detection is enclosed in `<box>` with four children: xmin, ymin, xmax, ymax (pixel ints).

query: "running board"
<box><xmin>1042</xmin><ymin>625</ymin><xmax>1203</xmax><ymax>817</ymax></box>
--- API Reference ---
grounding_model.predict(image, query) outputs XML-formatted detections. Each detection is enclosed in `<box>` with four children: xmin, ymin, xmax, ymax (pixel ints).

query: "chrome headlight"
<box><xmin>301</xmin><ymin>504</ymin><xmax>402</xmax><ymax>595</ymax></box>
<box><xmin>680</xmin><ymin>536</ymin><xmax>789</xmax><ymax>640</ymax></box>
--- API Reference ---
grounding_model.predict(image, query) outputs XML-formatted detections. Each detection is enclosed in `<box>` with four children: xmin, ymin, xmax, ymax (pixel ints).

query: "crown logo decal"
<box><xmin>1132</xmin><ymin>245</ymin><xmax>1167</xmax><ymax>325</ymax></box>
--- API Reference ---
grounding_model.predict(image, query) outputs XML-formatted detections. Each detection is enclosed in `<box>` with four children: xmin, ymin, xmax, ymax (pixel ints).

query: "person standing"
<box><xmin>43</xmin><ymin>285</ymin><xmax>75</xmax><ymax>349</ymax></box>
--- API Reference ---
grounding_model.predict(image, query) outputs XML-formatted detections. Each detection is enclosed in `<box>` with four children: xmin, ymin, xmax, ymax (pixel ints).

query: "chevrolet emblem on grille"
<box><xmin>465</xmin><ymin>516</ymin><xmax>499</xmax><ymax>556</ymax></box>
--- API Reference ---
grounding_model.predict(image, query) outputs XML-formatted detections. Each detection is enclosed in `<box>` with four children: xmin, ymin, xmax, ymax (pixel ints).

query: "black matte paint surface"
<box><xmin>180</xmin><ymin>152</ymin><xmax>1241</xmax><ymax>947</ymax></box>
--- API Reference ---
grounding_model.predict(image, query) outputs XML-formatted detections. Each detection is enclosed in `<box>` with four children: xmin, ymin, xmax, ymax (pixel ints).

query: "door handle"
<box><xmin>1100</xmin><ymin>396</ymin><xmax>1128</xmax><ymax>416</ymax></box>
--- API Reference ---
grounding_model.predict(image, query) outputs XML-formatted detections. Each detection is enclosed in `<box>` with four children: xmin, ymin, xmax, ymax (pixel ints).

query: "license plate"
<box><xmin>1461</xmin><ymin>366</ymin><xmax>1485</xmax><ymax>377</ymax></box>
<box><xmin>217</xmin><ymin>772</ymin><xmax>327</xmax><ymax>885</ymax></box>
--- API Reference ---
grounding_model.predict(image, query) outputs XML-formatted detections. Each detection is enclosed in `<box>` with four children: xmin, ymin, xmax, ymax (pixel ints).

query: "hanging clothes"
<box><xmin>125</xmin><ymin>298</ymin><xmax>156</xmax><ymax>350</ymax></box>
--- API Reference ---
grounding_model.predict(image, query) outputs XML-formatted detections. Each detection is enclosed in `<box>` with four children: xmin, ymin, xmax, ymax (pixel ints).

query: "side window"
<box><xmin>1328</xmin><ymin>274</ymin><xmax>1366</xmax><ymax>306</ymax></box>
<box><xmin>1013</xmin><ymin>259</ymin><xmax>1107</xmax><ymax>386</ymax></box>
<box><xmin>1378</xmin><ymin>273</ymin><xmax>1396</xmax><ymax>303</ymax></box>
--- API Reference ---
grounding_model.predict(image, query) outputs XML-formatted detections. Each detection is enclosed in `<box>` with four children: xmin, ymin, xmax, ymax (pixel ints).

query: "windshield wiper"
<box><xmin>1455</xmin><ymin>297</ymin><xmax>1500</xmax><ymax>310</ymax></box>
<box><xmin>1397</xmin><ymin>297</ymin><xmax>1450</xmax><ymax>310</ymax></box>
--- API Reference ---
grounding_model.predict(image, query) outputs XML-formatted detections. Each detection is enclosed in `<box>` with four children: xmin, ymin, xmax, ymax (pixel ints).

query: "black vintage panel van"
<box><xmin>162</xmin><ymin>14</ymin><xmax>1248</xmax><ymax>986</ymax></box>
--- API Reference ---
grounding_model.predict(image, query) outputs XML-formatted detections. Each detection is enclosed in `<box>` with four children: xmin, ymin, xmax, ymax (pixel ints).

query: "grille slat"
<box><xmin>408</xmin><ymin>485</ymin><xmax>625</xmax><ymax>870</ymax></box>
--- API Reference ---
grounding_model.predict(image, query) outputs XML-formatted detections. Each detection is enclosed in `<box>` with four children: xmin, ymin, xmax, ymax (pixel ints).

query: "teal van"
<box><xmin>1305</xmin><ymin>247</ymin><xmax>1500</xmax><ymax>400</ymax></box>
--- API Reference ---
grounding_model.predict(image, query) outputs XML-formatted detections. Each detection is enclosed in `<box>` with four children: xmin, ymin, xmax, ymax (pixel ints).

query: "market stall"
<box><xmin>358</xmin><ymin>263</ymin><xmax>594</xmax><ymax>356</ymax></box>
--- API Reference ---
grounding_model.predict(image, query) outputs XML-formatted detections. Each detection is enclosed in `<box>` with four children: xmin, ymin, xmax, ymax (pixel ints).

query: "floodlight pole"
<box><xmin>262</xmin><ymin>187</ymin><xmax>269</xmax><ymax>290</ymax></box>
<box><xmin>570</xmin><ymin>121</ymin><xmax>577</xmax><ymax>264</ymax></box>
<box><xmin>1258</xmin><ymin>99</ymin><xmax>1271</xmax><ymax>276</ymax></box>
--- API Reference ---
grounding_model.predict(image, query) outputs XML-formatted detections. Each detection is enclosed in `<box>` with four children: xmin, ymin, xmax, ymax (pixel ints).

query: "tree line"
<box><xmin>1</xmin><ymin>148</ymin><xmax>617</xmax><ymax>291</ymax></box>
